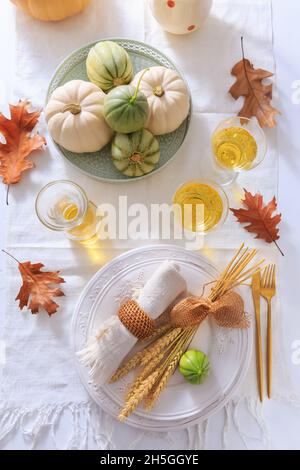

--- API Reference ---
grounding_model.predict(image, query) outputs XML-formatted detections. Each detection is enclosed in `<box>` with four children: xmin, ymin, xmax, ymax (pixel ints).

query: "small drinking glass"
<box><xmin>35</xmin><ymin>180</ymin><xmax>98</xmax><ymax>242</ymax></box>
<box><xmin>173</xmin><ymin>179</ymin><xmax>229</xmax><ymax>234</ymax></box>
<box><xmin>211</xmin><ymin>117</ymin><xmax>267</xmax><ymax>186</ymax></box>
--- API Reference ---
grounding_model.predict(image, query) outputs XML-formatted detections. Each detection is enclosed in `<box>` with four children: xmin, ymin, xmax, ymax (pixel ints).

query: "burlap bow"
<box><xmin>117</xmin><ymin>291</ymin><xmax>249</xmax><ymax>340</ymax></box>
<box><xmin>169</xmin><ymin>291</ymin><xmax>250</xmax><ymax>329</ymax></box>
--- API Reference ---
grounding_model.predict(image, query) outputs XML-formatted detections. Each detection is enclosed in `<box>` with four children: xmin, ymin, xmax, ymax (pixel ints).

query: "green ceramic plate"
<box><xmin>46</xmin><ymin>38</ymin><xmax>192</xmax><ymax>182</ymax></box>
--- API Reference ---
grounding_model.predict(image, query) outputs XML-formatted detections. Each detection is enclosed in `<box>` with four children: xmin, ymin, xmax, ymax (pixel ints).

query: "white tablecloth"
<box><xmin>0</xmin><ymin>0</ymin><xmax>297</xmax><ymax>450</ymax></box>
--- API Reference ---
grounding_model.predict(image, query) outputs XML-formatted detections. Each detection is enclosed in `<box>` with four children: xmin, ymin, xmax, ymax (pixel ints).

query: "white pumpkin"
<box><xmin>45</xmin><ymin>80</ymin><xmax>113</xmax><ymax>153</ymax></box>
<box><xmin>149</xmin><ymin>0</ymin><xmax>212</xmax><ymax>35</ymax></box>
<box><xmin>131</xmin><ymin>66</ymin><xmax>190</xmax><ymax>136</ymax></box>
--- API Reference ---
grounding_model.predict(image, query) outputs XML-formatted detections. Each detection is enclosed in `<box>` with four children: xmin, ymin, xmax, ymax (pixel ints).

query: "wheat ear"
<box><xmin>119</xmin><ymin>370</ymin><xmax>160</xmax><ymax>422</ymax></box>
<box><xmin>110</xmin><ymin>329</ymin><xmax>180</xmax><ymax>383</ymax></box>
<box><xmin>144</xmin><ymin>329</ymin><xmax>194</xmax><ymax>410</ymax></box>
<box><xmin>126</xmin><ymin>351</ymin><xmax>165</xmax><ymax>401</ymax></box>
<box><xmin>126</xmin><ymin>330</ymin><xmax>186</xmax><ymax>400</ymax></box>
<box><xmin>140</xmin><ymin>328</ymin><xmax>183</xmax><ymax>366</ymax></box>
<box><xmin>141</xmin><ymin>326</ymin><xmax>171</xmax><ymax>342</ymax></box>
<box><xmin>144</xmin><ymin>352</ymin><xmax>182</xmax><ymax>411</ymax></box>
<box><xmin>109</xmin><ymin>350</ymin><xmax>145</xmax><ymax>383</ymax></box>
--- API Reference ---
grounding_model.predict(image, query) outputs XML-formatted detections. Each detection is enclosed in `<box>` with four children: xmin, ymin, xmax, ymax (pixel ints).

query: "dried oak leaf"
<box><xmin>231</xmin><ymin>189</ymin><xmax>283</xmax><ymax>256</ymax></box>
<box><xmin>16</xmin><ymin>260</ymin><xmax>65</xmax><ymax>316</ymax></box>
<box><xmin>0</xmin><ymin>100</ymin><xmax>46</xmax><ymax>186</ymax></box>
<box><xmin>229</xmin><ymin>41</ymin><xmax>280</xmax><ymax>128</ymax></box>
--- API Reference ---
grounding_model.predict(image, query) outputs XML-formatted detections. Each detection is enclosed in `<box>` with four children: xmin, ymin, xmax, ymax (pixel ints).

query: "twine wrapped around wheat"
<box><xmin>109</xmin><ymin>244</ymin><xmax>265</xmax><ymax>422</ymax></box>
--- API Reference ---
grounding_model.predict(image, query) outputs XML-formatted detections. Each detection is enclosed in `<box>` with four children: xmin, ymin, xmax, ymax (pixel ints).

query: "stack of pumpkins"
<box><xmin>46</xmin><ymin>41</ymin><xmax>190</xmax><ymax>178</ymax></box>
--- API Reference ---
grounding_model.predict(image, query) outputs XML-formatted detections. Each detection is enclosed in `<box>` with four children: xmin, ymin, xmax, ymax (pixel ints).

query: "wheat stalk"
<box><xmin>210</xmin><ymin>247</ymin><xmax>264</xmax><ymax>301</ymax></box>
<box><xmin>140</xmin><ymin>325</ymin><xmax>171</xmax><ymax>342</ymax></box>
<box><xmin>140</xmin><ymin>328</ymin><xmax>183</xmax><ymax>366</ymax></box>
<box><xmin>123</xmin><ymin>330</ymin><xmax>192</xmax><ymax>418</ymax></box>
<box><xmin>110</xmin><ymin>328</ymin><xmax>181</xmax><ymax>383</ymax></box>
<box><xmin>119</xmin><ymin>370</ymin><xmax>160</xmax><ymax>422</ymax></box>
<box><xmin>144</xmin><ymin>351</ymin><xmax>182</xmax><ymax>411</ymax></box>
<box><xmin>126</xmin><ymin>351</ymin><xmax>165</xmax><ymax>401</ymax></box>
<box><xmin>143</xmin><ymin>328</ymin><xmax>194</xmax><ymax>411</ymax></box>
<box><xmin>109</xmin><ymin>350</ymin><xmax>145</xmax><ymax>383</ymax></box>
<box><xmin>126</xmin><ymin>330</ymin><xmax>187</xmax><ymax>401</ymax></box>
<box><xmin>110</xmin><ymin>328</ymin><xmax>175</xmax><ymax>383</ymax></box>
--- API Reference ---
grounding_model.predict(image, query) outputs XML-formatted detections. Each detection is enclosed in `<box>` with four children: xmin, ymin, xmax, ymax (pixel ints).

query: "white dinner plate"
<box><xmin>72</xmin><ymin>245</ymin><xmax>252</xmax><ymax>431</ymax></box>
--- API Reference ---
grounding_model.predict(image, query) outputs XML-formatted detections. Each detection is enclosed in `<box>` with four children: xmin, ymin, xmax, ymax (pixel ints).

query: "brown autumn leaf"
<box><xmin>229</xmin><ymin>38</ymin><xmax>280</xmax><ymax>128</ymax></box>
<box><xmin>16</xmin><ymin>262</ymin><xmax>65</xmax><ymax>316</ymax></box>
<box><xmin>3</xmin><ymin>251</ymin><xmax>65</xmax><ymax>316</ymax></box>
<box><xmin>230</xmin><ymin>189</ymin><xmax>283</xmax><ymax>256</ymax></box>
<box><xmin>0</xmin><ymin>100</ymin><xmax>46</xmax><ymax>203</ymax></box>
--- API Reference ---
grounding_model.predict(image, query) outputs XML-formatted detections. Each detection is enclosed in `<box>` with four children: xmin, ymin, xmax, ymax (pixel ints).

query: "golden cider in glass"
<box><xmin>212</xmin><ymin>126</ymin><xmax>258</xmax><ymax>171</ymax></box>
<box><xmin>173</xmin><ymin>181</ymin><xmax>226</xmax><ymax>233</ymax></box>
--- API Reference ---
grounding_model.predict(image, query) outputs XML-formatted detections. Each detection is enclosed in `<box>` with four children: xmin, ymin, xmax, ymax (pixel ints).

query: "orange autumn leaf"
<box><xmin>230</xmin><ymin>189</ymin><xmax>283</xmax><ymax>256</ymax></box>
<box><xmin>229</xmin><ymin>38</ymin><xmax>280</xmax><ymax>128</ymax></box>
<box><xmin>3</xmin><ymin>251</ymin><xmax>65</xmax><ymax>316</ymax></box>
<box><xmin>16</xmin><ymin>261</ymin><xmax>65</xmax><ymax>316</ymax></box>
<box><xmin>0</xmin><ymin>100</ymin><xmax>46</xmax><ymax>186</ymax></box>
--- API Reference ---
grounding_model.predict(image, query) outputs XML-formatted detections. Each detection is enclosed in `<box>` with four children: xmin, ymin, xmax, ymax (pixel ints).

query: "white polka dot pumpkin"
<box><xmin>149</xmin><ymin>0</ymin><xmax>212</xmax><ymax>35</ymax></box>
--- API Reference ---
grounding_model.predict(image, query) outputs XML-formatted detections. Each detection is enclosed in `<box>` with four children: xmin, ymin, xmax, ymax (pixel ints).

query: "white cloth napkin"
<box><xmin>138</xmin><ymin>261</ymin><xmax>187</xmax><ymax>316</ymax></box>
<box><xmin>78</xmin><ymin>260</ymin><xmax>187</xmax><ymax>385</ymax></box>
<box><xmin>0</xmin><ymin>0</ymin><xmax>295</xmax><ymax>450</ymax></box>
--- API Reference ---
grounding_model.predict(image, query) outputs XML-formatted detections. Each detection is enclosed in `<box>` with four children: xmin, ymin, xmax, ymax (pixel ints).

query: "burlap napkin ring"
<box><xmin>118</xmin><ymin>300</ymin><xmax>155</xmax><ymax>340</ymax></box>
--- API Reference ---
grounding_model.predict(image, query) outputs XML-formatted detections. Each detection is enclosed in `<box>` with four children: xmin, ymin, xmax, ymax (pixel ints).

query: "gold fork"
<box><xmin>260</xmin><ymin>264</ymin><xmax>276</xmax><ymax>399</ymax></box>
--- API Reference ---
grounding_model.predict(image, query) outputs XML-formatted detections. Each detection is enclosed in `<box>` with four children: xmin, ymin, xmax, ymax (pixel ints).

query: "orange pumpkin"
<box><xmin>10</xmin><ymin>0</ymin><xmax>92</xmax><ymax>22</ymax></box>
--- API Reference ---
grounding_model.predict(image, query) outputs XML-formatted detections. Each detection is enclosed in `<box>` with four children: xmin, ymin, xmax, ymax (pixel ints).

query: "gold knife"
<box><xmin>252</xmin><ymin>272</ymin><xmax>264</xmax><ymax>402</ymax></box>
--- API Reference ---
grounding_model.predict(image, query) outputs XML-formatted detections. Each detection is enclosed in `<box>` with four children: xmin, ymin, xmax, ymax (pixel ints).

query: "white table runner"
<box><xmin>0</xmin><ymin>0</ymin><xmax>295</xmax><ymax>450</ymax></box>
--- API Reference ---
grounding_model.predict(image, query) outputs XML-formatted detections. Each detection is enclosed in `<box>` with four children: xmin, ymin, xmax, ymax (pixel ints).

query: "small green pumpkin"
<box><xmin>179</xmin><ymin>350</ymin><xmax>210</xmax><ymax>385</ymax></box>
<box><xmin>103</xmin><ymin>69</ymin><xmax>150</xmax><ymax>134</ymax></box>
<box><xmin>86</xmin><ymin>41</ymin><xmax>133</xmax><ymax>92</ymax></box>
<box><xmin>112</xmin><ymin>129</ymin><xmax>160</xmax><ymax>177</ymax></box>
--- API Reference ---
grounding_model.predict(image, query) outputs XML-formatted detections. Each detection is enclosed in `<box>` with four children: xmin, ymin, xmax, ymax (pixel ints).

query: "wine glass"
<box><xmin>35</xmin><ymin>180</ymin><xmax>98</xmax><ymax>242</ymax></box>
<box><xmin>173</xmin><ymin>179</ymin><xmax>229</xmax><ymax>234</ymax></box>
<box><xmin>211</xmin><ymin>117</ymin><xmax>267</xmax><ymax>186</ymax></box>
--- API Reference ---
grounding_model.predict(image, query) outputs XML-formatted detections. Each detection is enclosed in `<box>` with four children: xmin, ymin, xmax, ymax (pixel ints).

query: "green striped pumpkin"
<box><xmin>103</xmin><ymin>84</ymin><xmax>149</xmax><ymax>134</ymax></box>
<box><xmin>112</xmin><ymin>130</ymin><xmax>160</xmax><ymax>177</ymax></box>
<box><xmin>179</xmin><ymin>350</ymin><xmax>210</xmax><ymax>385</ymax></box>
<box><xmin>86</xmin><ymin>41</ymin><xmax>133</xmax><ymax>92</ymax></box>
